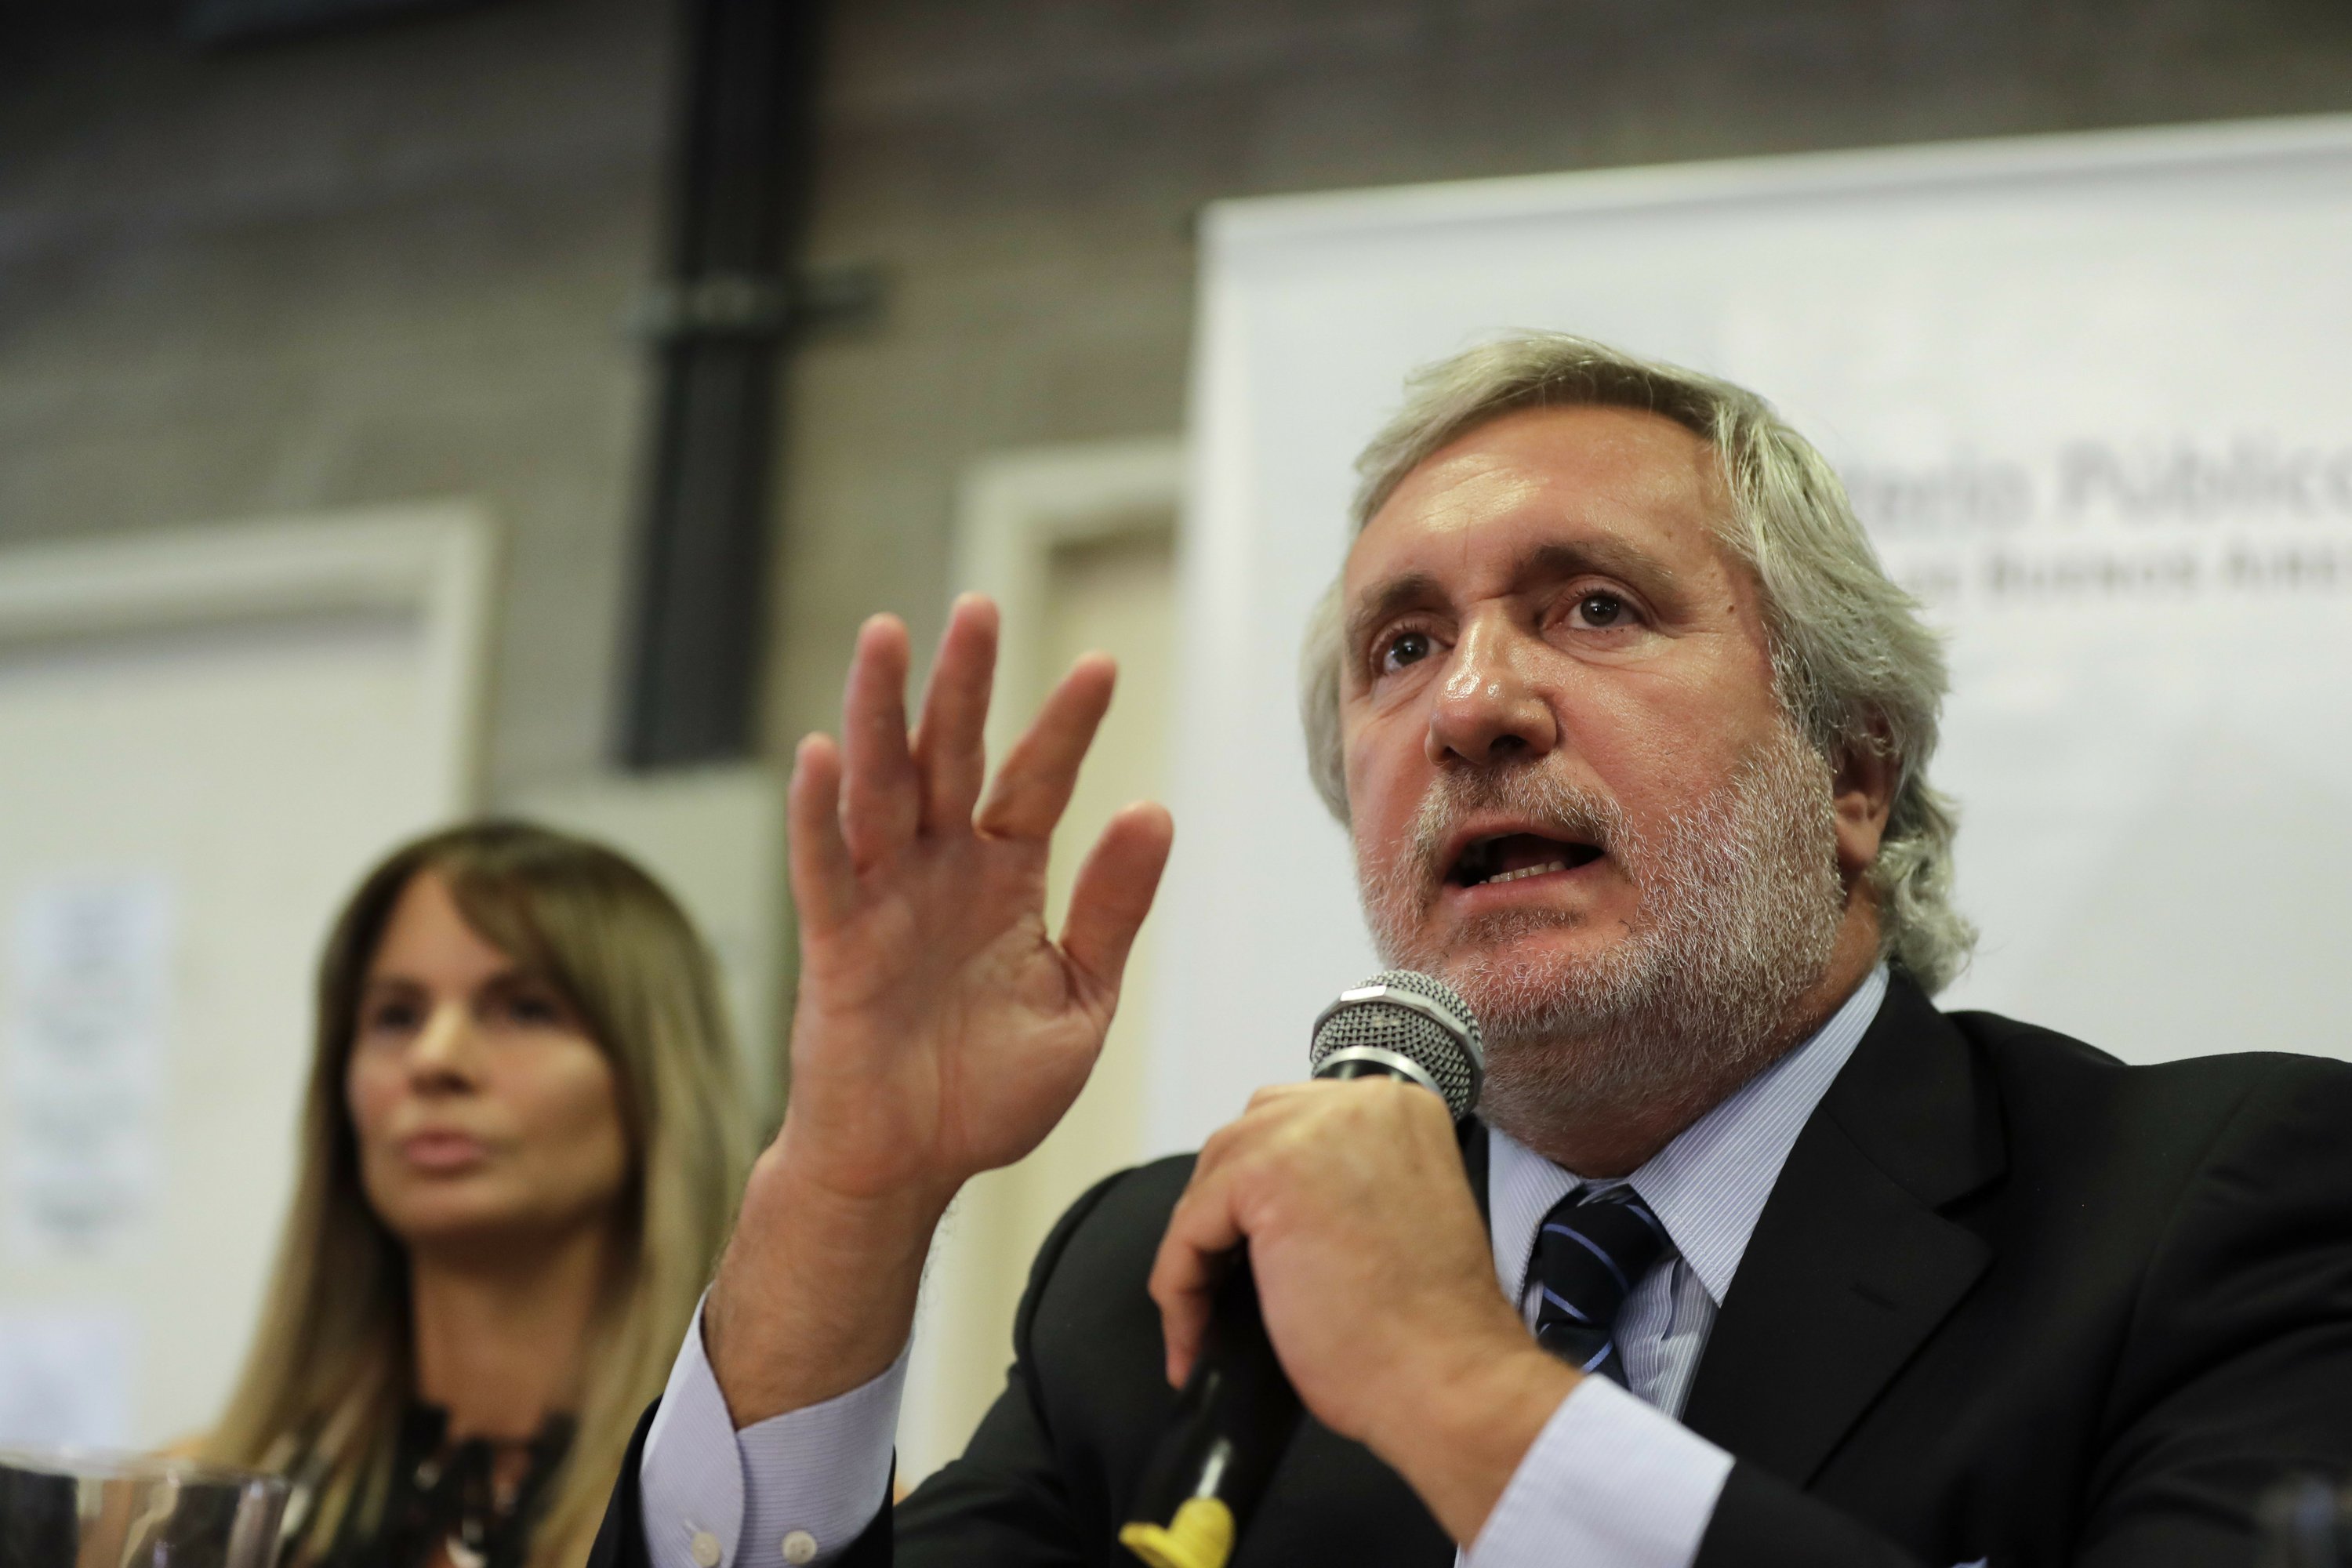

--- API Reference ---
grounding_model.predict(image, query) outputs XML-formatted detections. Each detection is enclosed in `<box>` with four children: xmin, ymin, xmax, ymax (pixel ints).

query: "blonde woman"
<box><xmin>199</xmin><ymin>822</ymin><xmax>751</xmax><ymax>1568</ymax></box>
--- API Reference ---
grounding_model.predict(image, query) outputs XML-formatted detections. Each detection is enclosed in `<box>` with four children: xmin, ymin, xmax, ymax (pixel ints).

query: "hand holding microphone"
<box><xmin>1128</xmin><ymin>972</ymin><xmax>1557</xmax><ymax>1567</ymax></box>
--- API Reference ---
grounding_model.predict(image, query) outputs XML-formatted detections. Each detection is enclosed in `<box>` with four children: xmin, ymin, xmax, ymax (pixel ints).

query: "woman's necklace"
<box><xmin>393</xmin><ymin>1404</ymin><xmax>575</xmax><ymax>1568</ymax></box>
<box><xmin>415</xmin><ymin>1437</ymin><xmax>520</xmax><ymax>1568</ymax></box>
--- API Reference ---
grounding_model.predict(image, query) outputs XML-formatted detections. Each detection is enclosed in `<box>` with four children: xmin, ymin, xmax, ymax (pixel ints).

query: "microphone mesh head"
<box><xmin>1308</xmin><ymin>970</ymin><xmax>1484</xmax><ymax>1120</ymax></box>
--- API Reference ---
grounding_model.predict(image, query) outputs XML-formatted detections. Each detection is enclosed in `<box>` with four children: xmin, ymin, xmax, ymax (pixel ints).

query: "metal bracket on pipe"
<box><xmin>630</xmin><ymin>263</ymin><xmax>887</xmax><ymax>343</ymax></box>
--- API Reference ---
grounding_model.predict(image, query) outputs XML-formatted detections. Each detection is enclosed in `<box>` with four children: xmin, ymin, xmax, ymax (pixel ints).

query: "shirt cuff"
<box><xmin>639</xmin><ymin>1296</ymin><xmax>908</xmax><ymax>1568</ymax></box>
<box><xmin>1465</xmin><ymin>1375</ymin><xmax>1733</xmax><ymax>1568</ymax></box>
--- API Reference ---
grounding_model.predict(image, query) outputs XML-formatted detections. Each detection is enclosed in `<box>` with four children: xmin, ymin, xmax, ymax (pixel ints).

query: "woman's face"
<box><xmin>345</xmin><ymin>869</ymin><xmax>630</xmax><ymax>1258</ymax></box>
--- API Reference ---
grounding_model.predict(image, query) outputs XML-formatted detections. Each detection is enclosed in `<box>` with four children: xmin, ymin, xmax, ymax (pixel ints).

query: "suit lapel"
<box><xmin>1680</xmin><ymin>978</ymin><xmax>2004</xmax><ymax>1486</ymax></box>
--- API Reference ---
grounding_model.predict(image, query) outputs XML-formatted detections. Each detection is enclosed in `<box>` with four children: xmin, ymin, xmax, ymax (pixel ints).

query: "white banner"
<box><xmin>1152</xmin><ymin>117</ymin><xmax>2352</xmax><ymax>1156</ymax></box>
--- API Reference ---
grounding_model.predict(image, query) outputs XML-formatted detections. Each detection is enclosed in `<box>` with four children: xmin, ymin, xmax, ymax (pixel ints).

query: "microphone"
<box><xmin>1119</xmin><ymin>971</ymin><xmax>1484</xmax><ymax>1568</ymax></box>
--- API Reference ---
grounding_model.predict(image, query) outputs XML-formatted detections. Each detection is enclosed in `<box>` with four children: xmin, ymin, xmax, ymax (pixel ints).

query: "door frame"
<box><xmin>898</xmin><ymin>437</ymin><xmax>1183</xmax><ymax>1482</ymax></box>
<box><xmin>952</xmin><ymin>437</ymin><xmax>1185</xmax><ymax>764</ymax></box>
<box><xmin>0</xmin><ymin>502</ymin><xmax>499</xmax><ymax>811</ymax></box>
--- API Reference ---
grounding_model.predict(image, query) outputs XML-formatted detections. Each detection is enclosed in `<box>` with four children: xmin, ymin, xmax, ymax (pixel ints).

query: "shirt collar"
<box><xmin>1487</xmin><ymin>964</ymin><xmax>1889</xmax><ymax>1308</ymax></box>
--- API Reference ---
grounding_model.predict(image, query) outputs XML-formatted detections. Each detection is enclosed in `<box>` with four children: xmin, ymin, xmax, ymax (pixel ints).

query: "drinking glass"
<box><xmin>0</xmin><ymin>1448</ymin><xmax>289</xmax><ymax>1568</ymax></box>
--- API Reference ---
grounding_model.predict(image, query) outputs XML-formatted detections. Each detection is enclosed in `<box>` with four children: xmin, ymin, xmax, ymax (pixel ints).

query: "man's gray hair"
<box><xmin>1300</xmin><ymin>331</ymin><xmax>1976</xmax><ymax>994</ymax></box>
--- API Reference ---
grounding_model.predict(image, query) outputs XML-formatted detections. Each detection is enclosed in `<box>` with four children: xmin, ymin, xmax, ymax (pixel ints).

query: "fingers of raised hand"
<box><xmin>786</xmin><ymin>734</ymin><xmax>856</xmax><ymax>932</ymax></box>
<box><xmin>909</xmin><ymin>594</ymin><xmax>998</xmax><ymax>835</ymax></box>
<box><xmin>975</xmin><ymin>653</ymin><xmax>1116</xmax><ymax>843</ymax></box>
<box><xmin>840</xmin><ymin>615</ymin><xmax>921</xmax><ymax>868</ymax></box>
<box><xmin>1059</xmin><ymin>802</ymin><xmax>1174</xmax><ymax>994</ymax></box>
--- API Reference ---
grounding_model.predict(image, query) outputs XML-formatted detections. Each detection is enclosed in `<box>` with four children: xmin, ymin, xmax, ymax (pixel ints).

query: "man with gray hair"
<box><xmin>596</xmin><ymin>333</ymin><xmax>2352</xmax><ymax>1568</ymax></box>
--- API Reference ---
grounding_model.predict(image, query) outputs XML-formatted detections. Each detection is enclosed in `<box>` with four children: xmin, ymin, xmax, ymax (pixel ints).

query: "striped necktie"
<box><xmin>1528</xmin><ymin>1186</ymin><xmax>1671</xmax><ymax>1385</ymax></box>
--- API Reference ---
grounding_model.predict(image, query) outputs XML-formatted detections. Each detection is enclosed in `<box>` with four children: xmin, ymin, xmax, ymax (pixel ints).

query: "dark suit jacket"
<box><xmin>593</xmin><ymin>977</ymin><xmax>2352</xmax><ymax>1566</ymax></box>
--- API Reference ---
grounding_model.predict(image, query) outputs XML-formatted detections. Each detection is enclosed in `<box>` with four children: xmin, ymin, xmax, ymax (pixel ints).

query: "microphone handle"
<box><xmin>1119</xmin><ymin>1248</ymin><xmax>1304</xmax><ymax>1568</ymax></box>
<box><xmin>1123</xmin><ymin>1053</ymin><xmax>1435</xmax><ymax>1566</ymax></box>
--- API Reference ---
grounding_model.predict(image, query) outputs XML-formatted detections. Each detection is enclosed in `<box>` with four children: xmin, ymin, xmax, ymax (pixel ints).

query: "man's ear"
<box><xmin>1830</xmin><ymin>724</ymin><xmax>1899</xmax><ymax>884</ymax></box>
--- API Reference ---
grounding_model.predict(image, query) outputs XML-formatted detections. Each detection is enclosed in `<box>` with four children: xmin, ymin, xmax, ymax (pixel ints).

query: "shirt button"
<box><xmin>689</xmin><ymin>1530</ymin><xmax>722</xmax><ymax>1568</ymax></box>
<box><xmin>780</xmin><ymin>1530</ymin><xmax>818</xmax><ymax>1564</ymax></box>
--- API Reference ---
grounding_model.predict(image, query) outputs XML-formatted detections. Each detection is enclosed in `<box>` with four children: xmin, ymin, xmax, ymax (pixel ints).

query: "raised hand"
<box><xmin>782</xmin><ymin>596</ymin><xmax>1172</xmax><ymax>1207</ymax></box>
<box><xmin>706</xmin><ymin>595</ymin><xmax>1174</xmax><ymax>1425</ymax></box>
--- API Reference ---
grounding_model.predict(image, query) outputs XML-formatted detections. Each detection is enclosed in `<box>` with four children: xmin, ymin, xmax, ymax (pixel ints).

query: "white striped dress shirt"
<box><xmin>1465</xmin><ymin>964</ymin><xmax>1888</xmax><ymax>1566</ymax></box>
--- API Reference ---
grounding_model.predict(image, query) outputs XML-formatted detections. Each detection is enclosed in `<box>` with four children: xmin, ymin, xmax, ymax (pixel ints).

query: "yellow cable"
<box><xmin>1118</xmin><ymin>1496</ymin><xmax>1236</xmax><ymax>1568</ymax></box>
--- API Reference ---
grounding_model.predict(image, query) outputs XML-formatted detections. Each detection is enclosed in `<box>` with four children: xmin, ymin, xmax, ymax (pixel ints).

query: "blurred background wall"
<box><xmin>768</xmin><ymin>0</ymin><xmax>2352</xmax><ymax>753</ymax></box>
<box><xmin>11</xmin><ymin>1</ymin><xmax>2352</xmax><ymax>790</ymax></box>
<box><xmin>1</xmin><ymin>0</ymin><xmax>662</xmax><ymax>793</ymax></box>
<box><xmin>4</xmin><ymin>0</ymin><xmax>2351</xmax><ymax>1480</ymax></box>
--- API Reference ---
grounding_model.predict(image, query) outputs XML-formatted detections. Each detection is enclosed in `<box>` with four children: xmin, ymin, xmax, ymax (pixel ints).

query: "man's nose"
<box><xmin>1425</xmin><ymin>616</ymin><xmax>1559</xmax><ymax>768</ymax></box>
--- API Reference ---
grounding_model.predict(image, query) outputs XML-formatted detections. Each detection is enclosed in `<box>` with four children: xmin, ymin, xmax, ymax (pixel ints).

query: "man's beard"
<box><xmin>1357</xmin><ymin>724</ymin><xmax>1848</xmax><ymax>1152</ymax></box>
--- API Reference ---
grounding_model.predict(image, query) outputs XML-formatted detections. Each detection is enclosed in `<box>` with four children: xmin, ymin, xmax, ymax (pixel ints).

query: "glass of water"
<box><xmin>0</xmin><ymin>1447</ymin><xmax>289</xmax><ymax>1568</ymax></box>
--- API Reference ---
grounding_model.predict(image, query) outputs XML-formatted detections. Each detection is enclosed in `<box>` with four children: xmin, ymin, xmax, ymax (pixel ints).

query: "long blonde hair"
<box><xmin>201</xmin><ymin>821</ymin><xmax>753</xmax><ymax>1566</ymax></box>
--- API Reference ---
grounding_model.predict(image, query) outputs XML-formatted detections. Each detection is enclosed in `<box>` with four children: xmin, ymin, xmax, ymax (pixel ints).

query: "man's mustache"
<box><xmin>1404</xmin><ymin>766</ymin><xmax>1628</xmax><ymax>892</ymax></box>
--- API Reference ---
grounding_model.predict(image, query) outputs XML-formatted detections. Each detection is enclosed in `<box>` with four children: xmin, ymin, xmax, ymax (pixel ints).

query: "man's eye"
<box><xmin>1378</xmin><ymin>630</ymin><xmax>1434</xmax><ymax>674</ymax></box>
<box><xmin>1574</xmin><ymin>593</ymin><xmax>1632</xmax><ymax>629</ymax></box>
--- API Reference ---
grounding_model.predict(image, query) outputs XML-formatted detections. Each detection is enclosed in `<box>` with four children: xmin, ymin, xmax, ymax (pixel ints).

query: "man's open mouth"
<box><xmin>1446</xmin><ymin>832</ymin><xmax>1605</xmax><ymax>888</ymax></box>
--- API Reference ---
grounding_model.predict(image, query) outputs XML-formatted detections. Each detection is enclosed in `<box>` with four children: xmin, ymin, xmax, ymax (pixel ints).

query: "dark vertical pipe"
<box><xmin>620</xmin><ymin>0</ymin><xmax>827</xmax><ymax>767</ymax></box>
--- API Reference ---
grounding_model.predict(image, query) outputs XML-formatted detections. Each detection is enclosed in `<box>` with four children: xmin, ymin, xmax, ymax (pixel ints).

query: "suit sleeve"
<box><xmin>887</xmin><ymin>1166</ymin><xmax>1137</xmax><ymax>1566</ymax></box>
<box><xmin>589</xmin><ymin>1402</ymin><xmax>663</xmax><ymax>1568</ymax></box>
<box><xmin>2068</xmin><ymin>1057</ymin><xmax>2352</xmax><ymax>1565</ymax></box>
<box><xmin>1693</xmin><ymin>1056</ymin><xmax>2352</xmax><ymax>1568</ymax></box>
